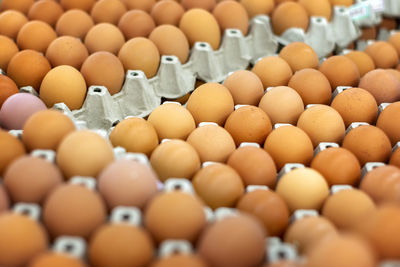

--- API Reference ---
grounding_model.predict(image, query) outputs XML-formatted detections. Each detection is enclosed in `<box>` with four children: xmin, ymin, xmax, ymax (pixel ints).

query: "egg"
<box><xmin>118</xmin><ymin>37</ymin><xmax>160</xmax><ymax>78</ymax></box>
<box><xmin>0</xmin><ymin>35</ymin><xmax>19</xmax><ymax>71</ymax></box>
<box><xmin>319</xmin><ymin>55</ymin><xmax>360</xmax><ymax>90</ymax></box>
<box><xmin>358</xmin><ymin>69</ymin><xmax>400</xmax><ymax>104</ymax></box>
<box><xmin>46</xmin><ymin>36</ymin><xmax>88</xmax><ymax>70</ymax></box>
<box><xmin>0</xmin><ymin>74</ymin><xmax>19</xmax><ymax>108</ymax></box>
<box><xmin>376</xmin><ymin>102</ymin><xmax>400</xmax><ymax>146</ymax></box>
<box><xmin>186</xmin><ymin>124</ymin><xmax>236</xmax><ymax>163</ymax></box>
<box><xmin>109</xmin><ymin>117</ymin><xmax>159</xmax><ymax>156</ymax></box>
<box><xmin>150</xmin><ymin>254</ymin><xmax>209</xmax><ymax>267</ymax></box>
<box><xmin>118</xmin><ymin>10</ymin><xmax>156</xmax><ymax>39</ymax></box>
<box><xmin>259</xmin><ymin>86</ymin><xmax>304</xmax><ymax>125</ymax></box>
<box><xmin>0</xmin><ymin>93</ymin><xmax>47</xmax><ymax>130</ymax></box>
<box><xmin>16</xmin><ymin>20</ymin><xmax>57</xmax><ymax>53</ymax></box>
<box><xmin>7</xmin><ymin>49</ymin><xmax>51</xmax><ymax>91</ymax></box>
<box><xmin>85</xmin><ymin>23</ymin><xmax>125</xmax><ymax>55</ymax></box>
<box><xmin>237</xmin><ymin>189</ymin><xmax>289</xmax><ymax>236</ymax></box>
<box><xmin>264</xmin><ymin>125</ymin><xmax>314</xmax><ymax>169</ymax></box>
<box><xmin>342</xmin><ymin>125</ymin><xmax>392</xmax><ymax>166</ymax></box>
<box><xmin>89</xmin><ymin>223</ymin><xmax>154</xmax><ymax>267</ymax></box>
<box><xmin>122</xmin><ymin>0</ymin><xmax>156</xmax><ymax>12</ymax></box>
<box><xmin>193</xmin><ymin>163</ymin><xmax>244</xmax><ymax>209</ymax></box>
<box><xmin>344</xmin><ymin>51</ymin><xmax>375</xmax><ymax>77</ymax></box>
<box><xmin>298</xmin><ymin>0</ymin><xmax>331</xmax><ymax>20</ymax></box>
<box><xmin>213</xmin><ymin>1</ymin><xmax>249</xmax><ymax>35</ymax></box>
<box><xmin>27</xmin><ymin>0</ymin><xmax>64</xmax><ymax>27</ymax></box>
<box><xmin>181</xmin><ymin>0</ymin><xmax>216</xmax><ymax>11</ymax></box>
<box><xmin>150</xmin><ymin>0</ymin><xmax>185</xmax><ymax>26</ymax></box>
<box><xmin>223</xmin><ymin>70</ymin><xmax>264</xmax><ymax>105</ymax></box>
<box><xmin>149</xmin><ymin>25</ymin><xmax>190</xmax><ymax>63</ymax></box>
<box><xmin>4</xmin><ymin>156</ymin><xmax>63</xmax><ymax>203</ymax></box>
<box><xmin>227</xmin><ymin>146</ymin><xmax>277</xmax><ymax>187</ymax></box>
<box><xmin>186</xmin><ymin>83</ymin><xmax>234</xmax><ymax>126</ymax></box>
<box><xmin>365</xmin><ymin>41</ymin><xmax>399</xmax><ymax>69</ymax></box>
<box><xmin>0</xmin><ymin>129</ymin><xmax>26</xmax><ymax>175</ymax></box>
<box><xmin>387</xmin><ymin>69</ymin><xmax>400</xmax><ymax>83</ymax></box>
<box><xmin>0</xmin><ymin>184</ymin><xmax>9</xmax><ymax>212</ymax></box>
<box><xmin>198</xmin><ymin>213</ymin><xmax>266</xmax><ymax>267</ymax></box>
<box><xmin>28</xmin><ymin>252</ymin><xmax>88</xmax><ymax>267</ymax></box>
<box><xmin>311</xmin><ymin>147</ymin><xmax>361</xmax><ymax>186</ymax></box>
<box><xmin>150</xmin><ymin>139</ymin><xmax>201</xmax><ymax>181</ymax></box>
<box><xmin>240</xmin><ymin>0</ymin><xmax>274</xmax><ymax>17</ymax></box>
<box><xmin>0</xmin><ymin>0</ymin><xmax>34</xmax><ymax>14</ymax></box>
<box><xmin>56</xmin><ymin>9</ymin><xmax>94</xmax><ymax>40</ymax></box>
<box><xmin>0</xmin><ymin>10</ymin><xmax>28</xmax><ymax>40</ymax></box>
<box><xmin>329</xmin><ymin>0</ymin><xmax>353</xmax><ymax>5</ymax></box>
<box><xmin>60</xmin><ymin>0</ymin><xmax>96</xmax><ymax>12</ymax></box>
<box><xmin>279</xmin><ymin>42</ymin><xmax>319</xmax><ymax>72</ymax></box>
<box><xmin>390</xmin><ymin>148</ymin><xmax>400</xmax><ymax>168</ymax></box>
<box><xmin>252</xmin><ymin>56</ymin><xmax>293</xmax><ymax>89</ymax></box>
<box><xmin>179</xmin><ymin>8</ymin><xmax>221</xmax><ymax>50</ymax></box>
<box><xmin>39</xmin><ymin>65</ymin><xmax>87</xmax><ymax>110</ymax></box>
<box><xmin>90</xmin><ymin>0</ymin><xmax>127</xmax><ymax>25</ymax></box>
<box><xmin>272</xmin><ymin>2</ymin><xmax>309</xmax><ymax>35</ymax></box>
<box><xmin>0</xmin><ymin>213</ymin><xmax>48</xmax><ymax>267</ymax></box>
<box><xmin>388</xmin><ymin>32</ymin><xmax>400</xmax><ymax>56</ymax></box>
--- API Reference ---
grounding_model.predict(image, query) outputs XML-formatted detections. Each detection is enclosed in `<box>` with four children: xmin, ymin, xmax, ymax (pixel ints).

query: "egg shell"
<box><xmin>0</xmin><ymin>0</ymin><xmax>34</xmax><ymax>14</ymax></box>
<box><xmin>0</xmin><ymin>35</ymin><xmax>19</xmax><ymax>71</ymax></box>
<box><xmin>181</xmin><ymin>0</ymin><xmax>216</xmax><ymax>11</ymax></box>
<box><xmin>28</xmin><ymin>252</ymin><xmax>88</xmax><ymax>267</ymax></box>
<box><xmin>390</xmin><ymin>148</ymin><xmax>400</xmax><ymax>169</ymax></box>
<box><xmin>376</xmin><ymin>102</ymin><xmax>400</xmax><ymax>146</ymax></box>
<box><xmin>271</xmin><ymin>2</ymin><xmax>309</xmax><ymax>35</ymax></box>
<box><xmin>252</xmin><ymin>56</ymin><xmax>293</xmax><ymax>89</ymax></box>
<box><xmin>85</xmin><ymin>23</ymin><xmax>125</xmax><ymax>55</ymax></box>
<box><xmin>90</xmin><ymin>0</ymin><xmax>127</xmax><ymax>25</ymax></box>
<box><xmin>118</xmin><ymin>10</ymin><xmax>156</xmax><ymax>39</ymax></box>
<box><xmin>279</xmin><ymin>42</ymin><xmax>319</xmax><ymax>72</ymax></box>
<box><xmin>121</xmin><ymin>0</ymin><xmax>156</xmax><ymax>12</ymax></box>
<box><xmin>240</xmin><ymin>0</ymin><xmax>275</xmax><ymax>17</ymax></box>
<box><xmin>365</xmin><ymin>41</ymin><xmax>399</xmax><ymax>69</ymax></box>
<box><xmin>0</xmin><ymin>129</ymin><xmax>26</xmax><ymax>175</ymax></box>
<box><xmin>298</xmin><ymin>0</ymin><xmax>332</xmax><ymax>20</ymax></box>
<box><xmin>0</xmin><ymin>184</ymin><xmax>9</xmax><ymax>212</ymax></box>
<box><xmin>319</xmin><ymin>55</ymin><xmax>360</xmax><ymax>90</ymax></box>
<box><xmin>0</xmin><ymin>10</ymin><xmax>28</xmax><ymax>40</ymax></box>
<box><xmin>387</xmin><ymin>69</ymin><xmax>400</xmax><ymax>83</ymax></box>
<box><xmin>329</xmin><ymin>0</ymin><xmax>353</xmax><ymax>5</ymax></box>
<box><xmin>60</xmin><ymin>0</ymin><xmax>96</xmax><ymax>12</ymax></box>
<box><xmin>150</xmin><ymin>254</ymin><xmax>209</xmax><ymax>267</ymax></box>
<box><xmin>358</xmin><ymin>69</ymin><xmax>400</xmax><ymax>104</ymax></box>
<box><xmin>213</xmin><ymin>1</ymin><xmax>249</xmax><ymax>36</ymax></box>
<box><xmin>0</xmin><ymin>74</ymin><xmax>19</xmax><ymax>108</ymax></box>
<box><xmin>17</xmin><ymin>20</ymin><xmax>57</xmax><ymax>53</ymax></box>
<box><xmin>344</xmin><ymin>51</ymin><xmax>375</xmax><ymax>77</ymax></box>
<box><xmin>150</xmin><ymin>0</ymin><xmax>185</xmax><ymax>26</ymax></box>
<box><xmin>27</xmin><ymin>0</ymin><xmax>64</xmax><ymax>27</ymax></box>
<box><xmin>56</xmin><ymin>10</ymin><xmax>94</xmax><ymax>40</ymax></box>
<box><xmin>46</xmin><ymin>36</ymin><xmax>89</xmax><ymax>70</ymax></box>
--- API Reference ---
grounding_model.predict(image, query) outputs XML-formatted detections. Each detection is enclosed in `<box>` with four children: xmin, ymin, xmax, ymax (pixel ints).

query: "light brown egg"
<box><xmin>227</xmin><ymin>146</ymin><xmax>277</xmax><ymax>187</ymax></box>
<box><xmin>259</xmin><ymin>86</ymin><xmax>304</xmax><ymax>125</ymax></box>
<box><xmin>110</xmin><ymin>117</ymin><xmax>159</xmax><ymax>156</ymax></box>
<box><xmin>387</xmin><ymin>69</ymin><xmax>400</xmax><ymax>83</ymax></box>
<box><xmin>0</xmin><ymin>184</ymin><xmax>10</xmax><ymax>212</ymax></box>
<box><xmin>150</xmin><ymin>254</ymin><xmax>209</xmax><ymax>267</ymax></box>
<box><xmin>342</xmin><ymin>125</ymin><xmax>392</xmax><ymax>166</ymax></box>
<box><xmin>344</xmin><ymin>51</ymin><xmax>375</xmax><ymax>77</ymax></box>
<box><xmin>193</xmin><ymin>163</ymin><xmax>244</xmax><ymax>209</ymax></box>
<box><xmin>46</xmin><ymin>36</ymin><xmax>89</xmax><ymax>69</ymax></box>
<box><xmin>365</xmin><ymin>41</ymin><xmax>399</xmax><ymax>69</ymax></box>
<box><xmin>7</xmin><ymin>49</ymin><xmax>51</xmax><ymax>91</ymax></box>
<box><xmin>39</xmin><ymin>65</ymin><xmax>87</xmax><ymax>110</ymax></box>
<box><xmin>28</xmin><ymin>252</ymin><xmax>88</xmax><ymax>267</ymax></box>
<box><xmin>118</xmin><ymin>37</ymin><xmax>160</xmax><ymax>78</ymax></box>
<box><xmin>272</xmin><ymin>2</ymin><xmax>309</xmax><ymax>35</ymax></box>
<box><xmin>237</xmin><ymin>189</ymin><xmax>289</xmax><ymax>236</ymax></box>
<box><xmin>252</xmin><ymin>56</ymin><xmax>293</xmax><ymax>89</ymax></box>
<box><xmin>0</xmin><ymin>213</ymin><xmax>48</xmax><ymax>267</ymax></box>
<box><xmin>56</xmin><ymin>9</ymin><xmax>94</xmax><ymax>40</ymax></box>
<box><xmin>213</xmin><ymin>1</ymin><xmax>249</xmax><ymax>36</ymax></box>
<box><xmin>390</xmin><ymin>148</ymin><xmax>400</xmax><ymax>169</ymax></box>
<box><xmin>0</xmin><ymin>129</ymin><xmax>26</xmax><ymax>176</ymax></box>
<box><xmin>187</xmin><ymin>124</ymin><xmax>236</xmax><ymax>163</ymax></box>
<box><xmin>0</xmin><ymin>35</ymin><xmax>18</xmax><ymax>71</ymax></box>
<box><xmin>43</xmin><ymin>184</ymin><xmax>106</xmax><ymax>238</ymax></box>
<box><xmin>56</xmin><ymin>130</ymin><xmax>114</xmax><ymax>179</ymax></box>
<box><xmin>388</xmin><ymin>32</ymin><xmax>400</xmax><ymax>56</ymax></box>
<box><xmin>377</xmin><ymin>102</ymin><xmax>400</xmax><ymax>146</ymax></box>
<box><xmin>329</xmin><ymin>0</ymin><xmax>353</xmax><ymax>5</ymax></box>
<box><xmin>17</xmin><ymin>20</ymin><xmax>57</xmax><ymax>53</ymax></box>
<box><xmin>0</xmin><ymin>0</ymin><xmax>34</xmax><ymax>14</ymax></box>
<box><xmin>223</xmin><ymin>70</ymin><xmax>264</xmax><ymax>106</ymax></box>
<box><xmin>118</xmin><ymin>10</ymin><xmax>156</xmax><ymax>40</ymax></box>
<box><xmin>311</xmin><ymin>147</ymin><xmax>361</xmax><ymax>186</ymax></box>
<box><xmin>319</xmin><ymin>55</ymin><xmax>360</xmax><ymax>90</ymax></box>
<box><xmin>85</xmin><ymin>23</ymin><xmax>125</xmax><ymax>55</ymax></box>
<box><xmin>27</xmin><ymin>0</ymin><xmax>64</xmax><ymax>27</ymax></box>
<box><xmin>288</xmin><ymin>69</ymin><xmax>332</xmax><ymax>105</ymax></box>
<box><xmin>89</xmin><ymin>223</ymin><xmax>154</xmax><ymax>267</ymax></box>
<box><xmin>298</xmin><ymin>0</ymin><xmax>331</xmax><ymax>20</ymax></box>
<box><xmin>60</xmin><ymin>0</ymin><xmax>96</xmax><ymax>12</ymax></box>
<box><xmin>149</xmin><ymin>25</ymin><xmax>190</xmax><ymax>63</ymax></box>
<box><xmin>80</xmin><ymin>51</ymin><xmax>125</xmax><ymax>95</ymax></box>
<box><xmin>198</xmin><ymin>213</ymin><xmax>266</xmax><ymax>267</ymax></box>
<box><xmin>279</xmin><ymin>42</ymin><xmax>319</xmax><ymax>72</ymax></box>
<box><xmin>122</xmin><ymin>0</ymin><xmax>156</xmax><ymax>12</ymax></box>
<box><xmin>150</xmin><ymin>0</ymin><xmax>185</xmax><ymax>26</ymax></box>
<box><xmin>90</xmin><ymin>0</ymin><xmax>127</xmax><ymax>25</ymax></box>
<box><xmin>240</xmin><ymin>0</ymin><xmax>274</xmax><ymax>17</ymax></box>
<box><xmin>179</xmin><ymin>8</ymin><xmax>221</xmax><ymax>50</ymax></box>
<box><xmin>181</xmin><ymin>0</ymin><xmax>216</xmax><ymax>11</ymax></box>
<box><xmin>358</xmin><ymin>69</ymin><xmax>400</xmax><ymax>104</ymax></box>
<box><xmin>0</xmin><ymin>10</ymin><xmax>28</xmax><ymax>40</ymax></box>
<box><xmin>0</xmin><ymin>74</ymin><xmax>19</xmax><ymax>108</ymax></box>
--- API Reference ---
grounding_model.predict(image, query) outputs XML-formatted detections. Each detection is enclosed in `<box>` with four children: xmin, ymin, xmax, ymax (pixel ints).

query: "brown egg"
<box><xmin>17</xmin><ymin>20</ymin><xmax>57</xmax><ymax>53</ymax></box>
<box><xmin>329</xmin><ymin>0</ymin><xmax>353</xmax><ymax>5</ymax></box>
<box><xmin>284</xmin><ymin>216</ymin><xmax>337</xmax><ymax>253</ymax></box>
<box><xmin>223</xmin><ymin>70</ymin><xmax>264</xmax><ymax>106</ymax></box>
<box><xmin>365</xmin><ymin>41</ymin><xmax>399</xmax><ymax>69</ymax></box>
<box><xmin>27</xmin><ymin>0</ymin><xmax>64</xmax><ymax>27</ymax></box>
<box><xmin>252</xmin><ymin>56</ymin><xmax>293</xmax><ymax>89</ymax></box>
<box><xmin>387</xmin><ymin>69</ymin><xmax>400</xmax><ymax>83</ymax></box>
<box><xmin>319</xmin><ymin>56</ymin><xmax>360</xmax><ymax>90</ymax></box>
<box><xmin>0</xmin><ymin>184</ymin><xmax>9</xmax><ymax>212</ymax></box>
<box><xmin>118</xmin><ymin>10</ymin><xmax>156</xmax><ymax>40</ymax></box>
<box><xmin>298</xmin><ymin>0</ymin><xmax>331</xmax><ymax>20</ymax></box>
<box><xmin>56</xmin><ymin>9</ymin><xmax>94</xmax><ymax>40</ymax></box>
<box><xmin>80</xmin><ymin>52</ymin><xmax>124</xmax><ymax>95</ymax></box>
<box><xmin>331</xmin><ymin>87</ymin><xmax>378</xmax><ymax>127</ymax></box>
<box><xmin>0</xmin><ymin>129</ymin><xmax>26</xmax><ymax>175</ymax></box>
<box><xmin>57</xmin><ymin>130</ymin><xmax>114</xmax><ymax>179</ymax></box>
<box><xmin>118</xmin><ymin>37</ymin><xmax>160</xmax><ymax>78</ymax></box>
<box><xmin>122</xmin><ymin>0</ymin><xmax>156</xmax><ymax>12</ymax></box>
<box><xmin>198</xmin><ymin>213</ymin><xmax>266</xmax><ymax>267</ymax></box>
<box><xmin>28</xmin><ymin>252</ymin><xmax>88</xmax><ymax>267</ymax></box>
<box><xmin>193</xmin><ymin>163</ymin><xmax>244</xmax><ymax>209</ymax></box>
<box><xmin>390</xmin><ymin>148</ymin><xmax>400</xmax><ymax>168</ymax></box>
<box><xmin>272</xmin><ymin>2</ymin><xmax>309</xmax><ymax>35</ymax></box>
<box><xmin>7</xmin><ymin>49</ymin><xmax>51</xmax><ymax>91</ymax></box>
<box><xmin>344</xmin><ymin>51</ymin><xmax>375</xmax><ymax>77</ymax></box>
<box><xmin>60</xmin><ymin>0</ymin><xmax>96</xmax><ymax>12</ymax></box>
<box><xmin>181</xmin><ymin>0</ymin><xmax>216</xmax><ymax>11</ymax></box>
<box><xmin>0</xmin><ymin>0</ymin><xmax>34</xmax><ymax>14</ymax></box>
<box><xmin>227</xmin><ymin>146</ymin><xmax>277</xmax><ymax>187</ymax></box>
<box><xmin>279</xmin><ymin>42</ymin><xmax>319</xmax><ymax>72</ymax></box>
<box><xmin>150</xmin><ymin>254</ymin><xmax>209</xmax><ymax>267</ymax></box>
<box><xmin>150</xmin><ymin>0</ymin><xmax>185</xmax><ymax>26</ymax></box>
<box><xmin>237</xmin><ymin>189</ymin><xmax>289</xmax><ymax>236</ymax></box>
<box><xmin>240</xmin><ymin>0</ymin><xmax>274</xmax><ymax>17</ymax></box>
<box><xmin>259</xmin><ymin>86</ymin><xmax>304</xmax><ymax>125</ymax></box>
<box><xmin>0</xmin><ymin>74</ymin><xmax>19</xmax><ymax>108</ymax></box>
<box><xmin>39</xmin><ymin>65</ymin><xmax>87</xmax><ymax>110</ymax></box>
<box><xmin>342</xmin><ymin>125</ymin><xmax>392</xmax><ymax>166</ymax></box>
<box><xmin>109</xmin><ymin>117</ymin><xmax>159</xmax><ymax>157</ymax></box>
<box><xmin>145</xmin><ymin>191</ymin><xmax>206</xmax><ymax>242</ymax></box>
<box><xmin>311</xmin><ymin>147</ymin><xmax>361</xmax><ymax>186</ymax></box>
<box><xmin>89</xmin><ymin>223</ymin><xmax>154</xmax><ymax>267</ymax></box>
<box><xmin>288</xmin><ymin>69</ymin><xmax>332</xmax><ymax>105</ymax></box>
<box><xmin>0</xmin><ymin>35</ymin><xmax>18</xmax><ymax>71</ymax></box>
<box><xmin>4</xmin><ymin>156</ymin><xmax>63</xmax><ymax>203</ymax></box>
<box><xmin>377</xmin><ymin>102</ymin><xmax>400</xmax><ymax>146</ymax></box>
<box><xmin>85</xmin><ymin>23</ymin><xmax>125</xmax><ymax>55</ymax></box>
<box><xmin>0</xmin><ymin>10</ymin><xmax>28</xmax><ymax>40</ymax></box>
<box><xmin>187</xmin><ymin>124</ymin><xmax>236</xmax><ymax>163</ymax></box>
<box><xmin>90</xmin><ymin>0</ymin><xmax>127</xmax><ymax>25</ymax></box>
<box><xmin>213</xmin><ymin>1</ymin><xmax>249</xmax><ymax>36</ymax></box>
<box><xmin>186</xmin><ymin>83</ymin><xmax>234</xmax><ymax>126</ymax></box>
<box><xmin>179</xmin><ymin>8</ymin><xmax>221</xmax><ymax>50</ymax></box>
<box><xmin>358</xmin><ymin>69</ymin><xmax>400</xmax><ymax>104</ymax></box>
<box><xmin>46</xmin><ymin>36</ymin><xmax>89</xmax><ymax>69</ymax></box>
<box><xmin>388</xmin><ymin>32</ymin><xmax>400</xmax><ymax>56</ymax></box>
<box><xmin>0</xmin><ymin>213</ymin><xmax>48</xmax><ymax>267</ymax></box>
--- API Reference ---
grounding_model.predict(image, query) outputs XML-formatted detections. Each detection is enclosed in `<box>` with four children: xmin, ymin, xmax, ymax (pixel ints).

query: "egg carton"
<box><xmin>382</xmin><ymin>0</ymin><xmax>400</xmax><ymax>17</ymax></box>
